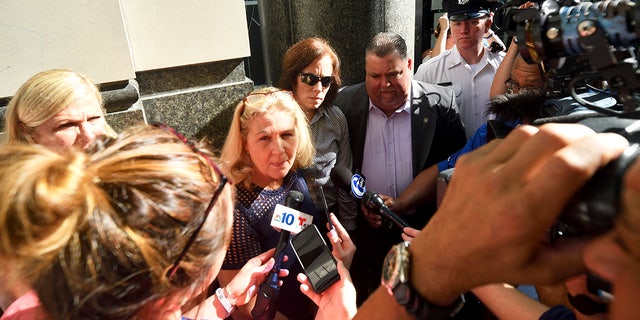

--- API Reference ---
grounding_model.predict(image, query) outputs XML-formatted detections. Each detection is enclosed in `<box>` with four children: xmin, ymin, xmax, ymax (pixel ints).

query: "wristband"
<box><xmin>215</xmin><ymin>287</ymin><xmax>236</xmax><ymax>316</ymax></box>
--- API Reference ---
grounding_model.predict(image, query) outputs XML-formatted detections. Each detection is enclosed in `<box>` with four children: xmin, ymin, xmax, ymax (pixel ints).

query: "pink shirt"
<box><xmin>361</xmin><ymin>97</ymin><xmax>413</xmax><ymax>198</ymax></box>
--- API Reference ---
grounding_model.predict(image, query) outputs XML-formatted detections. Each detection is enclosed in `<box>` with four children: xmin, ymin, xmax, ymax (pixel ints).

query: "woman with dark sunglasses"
<box><xmin>277</xmin><ymin>37</ymin><xmax>357</xmax><ymax>233</ymax></box>
<box><xmin>0</xmin><ymin>125</ymin><xmax>284</xmax><ymax>320</ymax></box>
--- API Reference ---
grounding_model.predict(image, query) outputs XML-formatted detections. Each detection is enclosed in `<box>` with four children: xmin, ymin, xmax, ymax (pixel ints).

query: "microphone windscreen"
<box><xmin>285</xmin><ymin>190</ymin><xmax>304</xmax><ymax>210</ymax></box>
<box><xmin>330</xmin><ymin>166</ymin><xmax>353</xmax><ymax>192</ymax></box>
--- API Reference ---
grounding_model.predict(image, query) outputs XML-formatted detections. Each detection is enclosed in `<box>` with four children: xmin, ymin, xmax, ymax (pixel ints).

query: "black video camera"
<box><xmin>489</xmin><ymin>0</ymin><xmax>640</xmax><ymax>239</ymax></box>
<box><xmin>497</xmin><ymin>0</ymin><xmax>640</xmax><ymax>111</ymax></box>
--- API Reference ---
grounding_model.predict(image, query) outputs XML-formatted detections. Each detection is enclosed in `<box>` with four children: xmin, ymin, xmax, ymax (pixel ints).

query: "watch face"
<box><xmin>382</xmin><ymin>244</ymin><xmax>402</xmax><ymax>288</ymax></box>
<box><xmin>382</xmin><ymin>242</ymin><xmax>465</xmax><ymax>318</ymax></box>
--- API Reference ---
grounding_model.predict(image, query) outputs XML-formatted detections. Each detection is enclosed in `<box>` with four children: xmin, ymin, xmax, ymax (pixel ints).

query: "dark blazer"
<box><xmin>333</xmin><ymin>80</ymin><xmax>467</xmax><ymax>307</ymax></box>
<box><xmin>334</xmin><ymin>80</ymin><xmax>467</xmax><ymax>178</ymax></box>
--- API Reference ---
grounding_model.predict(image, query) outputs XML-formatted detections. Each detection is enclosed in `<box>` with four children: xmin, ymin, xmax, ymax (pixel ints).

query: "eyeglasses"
<box><xmin>505</xmin><ymin>78</ymin><xmax>524</xmax><ymax>93</ymax></box>
<box><xmin>505</xmin><ymin>78</ymin><xmax>543</xmax><ymax>94</ymax></box>
<box><xmin>298</xmin><ymin>73</ymin><xmax>333</xmax><ymax>88</ymax></box>
<box><xmin>151</xmin><ymin>123</ymin><xmax>229</xmax><ymax>280</ymax></box>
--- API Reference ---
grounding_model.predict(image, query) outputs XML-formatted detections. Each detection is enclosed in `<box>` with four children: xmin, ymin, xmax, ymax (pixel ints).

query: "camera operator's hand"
<box><xmin>409</xmin><ymin>123</ymin><xmax>629</xmax><ymax>306</ymax></box>
<box><xmin>583</xmin><ymin>156</ymin><xmax>640</xmax><ymax>320</ymax></box>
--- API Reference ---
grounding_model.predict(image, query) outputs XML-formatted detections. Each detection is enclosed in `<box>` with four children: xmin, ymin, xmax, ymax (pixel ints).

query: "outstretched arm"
<box><xmin>472</xmin><ymin>283</ymin><xmax>549</xmax><ymax>320</ymax></box>
<box><xmin>387</xmin><ymin>164</ymin><xmax>439</xmax><ymax>214</ymax></box>
<box><xmin>431</xmin><ymin>13</ymin><xmax>450</xmax><ymax>59</ymax></box>
<box><xmin>207</xmin><ymin>250</ymin><xmax>287</xmax><ymax>320</ymax></box>
<box><xmin>490</xmin><ymin>1</ymin><xmax>536</xmax><ymax>98</ymax></box>
<box><xmin>490</xmin><ymin>38</ymin><xmax>518</xmax><ymax>98</ymax></box>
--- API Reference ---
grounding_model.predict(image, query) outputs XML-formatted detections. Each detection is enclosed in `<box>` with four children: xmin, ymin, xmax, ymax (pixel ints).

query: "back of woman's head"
<box><xmin>221</xmin><ymin>87</ymin><xmax>314</xmax><ymax>187</ymax></box>
<box><xmin>0</xmin><ymin>125</ymin><xmax>232</xmax><ymax>319</ymax></box>
<box><xmin>277</xmin><ymin>37</ymin><xmax>342</xmax><ymax>106</ymax></box>
<box><xmin>3</xmin><ymin>69</ymin><xmax>116</xmax><ymax>145</ymax></box>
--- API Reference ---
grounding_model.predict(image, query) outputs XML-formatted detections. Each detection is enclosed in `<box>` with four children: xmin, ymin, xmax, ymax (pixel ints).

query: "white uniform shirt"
<box><xmin>414</xmin><ymin>46</ymin><xmax>504</xmax><ymax>138</ymax></box>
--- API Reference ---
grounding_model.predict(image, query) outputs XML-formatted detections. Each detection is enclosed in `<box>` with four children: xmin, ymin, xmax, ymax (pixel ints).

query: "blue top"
<box><xmin>222</xmin><ymin>170</ymin><xmax>321</xmax><ymax>319</ymax></box>
<box><xmin>437</xmin><ymin>119</ymin><xmax>521</xmax><ymax>172</ymax></box>
<box><xmin>438</xmin><ymin>123</ymin><xmax>490</xmax><ymax>172</ymax></box>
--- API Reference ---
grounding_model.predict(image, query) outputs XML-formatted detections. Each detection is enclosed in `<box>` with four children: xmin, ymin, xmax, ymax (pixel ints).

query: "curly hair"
<box><xmin>0</xmin><ymin>125</ymin><xmax>232</xmax><ymax>319</ymax></box>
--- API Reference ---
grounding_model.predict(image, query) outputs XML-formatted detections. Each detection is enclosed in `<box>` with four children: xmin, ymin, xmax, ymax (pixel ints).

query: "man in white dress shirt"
<box><xmin>415</xmin><ymin>0</ymin><xmax>505</xmax><ymax>138</ymax></box>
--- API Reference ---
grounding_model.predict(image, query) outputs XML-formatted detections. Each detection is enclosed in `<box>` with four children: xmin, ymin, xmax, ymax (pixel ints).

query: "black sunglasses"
<box><xmin>298</xmin><ymin>72</ymin><xmax>333</xmax><ymax>88</ymax></box>
<box><xmin>151</xmin><ymin>123</ymin><xmax>229</xmax><ymax>280</ymax></box>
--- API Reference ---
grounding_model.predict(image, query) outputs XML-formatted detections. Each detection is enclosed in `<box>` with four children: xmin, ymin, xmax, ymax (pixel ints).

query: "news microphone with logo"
<box><xmin>330</xmin><ymin>166</ymin><xmax>411</xmax><ymax>229</ymax></box>
<box><xmin>329</xmin><ymin>165</ymin><xmax>366</xmax><ymax>200</ymax></box>
<box><xmin>251</xmin><ymin>190</ymin><xmax>313</xmax><ymax>320</ymax></box>
<box><xmin>362</xmin><ymin>190</ymin><xmax>410</xmax><ymax>229</ymax></box>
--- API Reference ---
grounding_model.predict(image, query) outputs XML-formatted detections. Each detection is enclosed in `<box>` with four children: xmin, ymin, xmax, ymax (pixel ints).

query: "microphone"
<box><xmin>272</xmin><ymin>191</ymin><xmax>305</xmax><ymax>269</ymax></box>
<box><xmin>252</xmin><ymin>190</ymin><xmax>309</xmax><ymax>320</ymax></box>
<box><xmin>330</xmin><ymin>165</ymin><xmax>366</xmax><ymax>200</ymax></box>
<box><xmin>362</xmin><ymin>190</ymin><xmax>410</xmax><ymax>229</ymax></box>
<box><xmin>330</xmin><ymin>166</ymin><xmax>411</xmax><ymax>229</ymax></box>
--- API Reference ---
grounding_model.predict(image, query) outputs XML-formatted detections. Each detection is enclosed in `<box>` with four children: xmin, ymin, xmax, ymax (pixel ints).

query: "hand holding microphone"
<box><xmin>362</xmin><ymin>190</ymin><xmax>410</xmax><ymax>229</ymax></box>
<box><xmin>252</xmin><ymin>190</ymin><xmax>311</xmax><ymax>320</ymax></box>
<box><xmin>330</xmin><ymin>166</ymin><xmax>410</xmax><ymax>230</ymax></box>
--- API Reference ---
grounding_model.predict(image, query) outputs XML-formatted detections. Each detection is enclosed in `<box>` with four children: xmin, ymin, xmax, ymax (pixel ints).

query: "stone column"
<box><xmin>258</xmin><ymin>0</ymin><xmax>416</xmax><ymax>86</ymax></box>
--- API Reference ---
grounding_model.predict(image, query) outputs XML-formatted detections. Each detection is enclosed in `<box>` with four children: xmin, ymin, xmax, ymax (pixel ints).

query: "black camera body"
<box><xmin>497</xmin><ymin>0</ymin><xmax>640</xmax><ymax>112</ymax></box>
<box><xmin>489</xmin><ymin>0</ymin><xmax>640</xmax><ymax>238</ymax></box>
<box><xmin>551</xmin><ymin>117</ymin><xmax>640</xmax><ymax>239</ymax></box>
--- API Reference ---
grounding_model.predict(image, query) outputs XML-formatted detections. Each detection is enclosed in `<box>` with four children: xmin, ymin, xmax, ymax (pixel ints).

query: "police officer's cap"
<box><xmin>443</xmin><ymin>0</ymin><xmax>492</xmax><ymax>21</ymax></box>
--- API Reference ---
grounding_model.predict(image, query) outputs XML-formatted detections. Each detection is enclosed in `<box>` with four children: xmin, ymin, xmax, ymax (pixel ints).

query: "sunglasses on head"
<box><xmin>243</xmin><ymin>88</ymin><xmax>292</xmax><ymax>106</ymax></box>
<box><xmin>298</xmin><ymin>73</ymin><xmax>333</xmax><ymax>88</ymax></box>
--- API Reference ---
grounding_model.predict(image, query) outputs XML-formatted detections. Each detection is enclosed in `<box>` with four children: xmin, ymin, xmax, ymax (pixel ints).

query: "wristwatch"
<box><xmin>381</xmin><ymin>241</ymin><xmax>465</xmax><ymax>319</ymax></box>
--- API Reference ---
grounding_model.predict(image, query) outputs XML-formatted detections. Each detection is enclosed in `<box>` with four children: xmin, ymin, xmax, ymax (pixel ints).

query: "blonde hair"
<box><xmin>0</xmin><ymin>125</ymin><xmax>232</xmax><ymax>319</ymax></box>
<box><xmin>221</xmin><ymin>87</ymin><xmax>315</xmax><ymax>188</ymax></box>
<box><xmin>3</xmin><ymin>69</ymin><xmax>117</xmax><ymax>145</ymax></box>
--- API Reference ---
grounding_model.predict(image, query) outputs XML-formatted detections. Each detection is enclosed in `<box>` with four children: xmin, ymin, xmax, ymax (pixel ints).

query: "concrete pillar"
<box><xmin>258</xmin><ymin>0</ymin><xmax>416</xmax><ymax>86</ymax></box>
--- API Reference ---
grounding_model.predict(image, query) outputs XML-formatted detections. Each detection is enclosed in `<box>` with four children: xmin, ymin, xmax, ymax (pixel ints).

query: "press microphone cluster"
<box><xmin>330</xmin><ymin>166</ymin><xmax>410</xmax><ymax>229</ymax></box>
<box><xmin>252</xmin><ymin>190</ymin><xmax>312</xmax><ymax>320</ymax></box>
